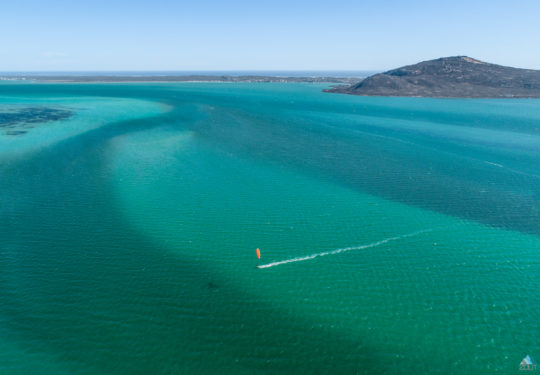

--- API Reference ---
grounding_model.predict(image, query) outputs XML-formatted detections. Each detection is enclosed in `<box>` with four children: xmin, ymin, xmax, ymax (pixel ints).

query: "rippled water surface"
<box><xmin>1</xmin><ymin>83</ymin><xmax>539</xmax><ymax>374</ymax></box>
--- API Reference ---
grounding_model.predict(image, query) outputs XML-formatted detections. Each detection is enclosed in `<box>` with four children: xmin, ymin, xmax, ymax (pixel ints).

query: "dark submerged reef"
<box><xmin>0</xmin><ymin>107</ymin><xmax>73</xmax><ymax>135</ymax></box>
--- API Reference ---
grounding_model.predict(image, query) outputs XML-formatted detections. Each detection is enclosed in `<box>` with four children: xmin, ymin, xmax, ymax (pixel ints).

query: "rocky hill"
<box><xmin>326</xmin><ymin>56</ymin><xmax>540</xmax><ymax>97</ymax></box>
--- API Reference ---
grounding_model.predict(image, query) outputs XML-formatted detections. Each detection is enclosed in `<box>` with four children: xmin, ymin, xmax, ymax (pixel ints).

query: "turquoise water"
<box><xmin>1</xmin><ymin>82</ymin><xmax>539</xmax><ymax>374</ymax></box>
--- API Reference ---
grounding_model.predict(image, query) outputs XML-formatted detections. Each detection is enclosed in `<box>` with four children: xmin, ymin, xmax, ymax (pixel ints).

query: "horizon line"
<box><xmin>0</xmin><ymin>69</ymin><xmax>380</xmax><ymax>73</ymax></box>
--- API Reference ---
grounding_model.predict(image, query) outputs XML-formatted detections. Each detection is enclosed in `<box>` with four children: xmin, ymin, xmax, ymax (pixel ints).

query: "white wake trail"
<box><xmin>256</xmin><ymin>229</ymin><xmax>432</xmax><ymax>269</ymax></box>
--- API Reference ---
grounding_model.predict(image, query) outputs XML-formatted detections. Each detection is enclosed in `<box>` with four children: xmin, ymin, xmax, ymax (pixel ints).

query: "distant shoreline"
<box><xmin>0</xmin><ymin>75</ymin><xmax>363</xmax><ymax>84</ymax></box>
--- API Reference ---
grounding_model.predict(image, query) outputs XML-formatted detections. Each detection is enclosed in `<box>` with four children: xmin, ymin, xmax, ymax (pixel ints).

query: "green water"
<box><xmin>1</xmin><ymin>83</ymin><xmax>539</xmax><ymax>374</ymax></box>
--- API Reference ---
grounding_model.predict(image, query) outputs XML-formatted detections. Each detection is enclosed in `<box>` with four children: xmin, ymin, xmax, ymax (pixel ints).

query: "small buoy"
<box><xmin>256</xmin><ymin>248</ymin><xmax>261</xmax><ymax>259</ymax></box>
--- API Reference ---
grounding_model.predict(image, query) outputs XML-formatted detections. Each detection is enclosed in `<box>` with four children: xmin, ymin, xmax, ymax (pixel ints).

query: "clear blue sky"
<box><xmin>1</xmin><ymin>0</ymin><xmax>539</xmax><ymax>71</ymax></box>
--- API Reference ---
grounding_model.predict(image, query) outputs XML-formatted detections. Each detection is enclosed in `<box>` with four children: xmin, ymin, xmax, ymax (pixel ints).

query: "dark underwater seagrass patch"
<box><xmin>0</xmin><ymin>106</ymin><xmax>74</xmax><ymax>136</ymax></box>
